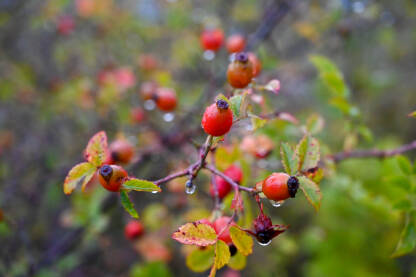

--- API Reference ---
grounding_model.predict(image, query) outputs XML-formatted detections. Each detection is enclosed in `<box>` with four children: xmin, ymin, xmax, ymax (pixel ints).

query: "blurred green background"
<box><xmin>0</xmin><ymin>0</ymin><xmax>415</xmax><ymax>276</ymax></box>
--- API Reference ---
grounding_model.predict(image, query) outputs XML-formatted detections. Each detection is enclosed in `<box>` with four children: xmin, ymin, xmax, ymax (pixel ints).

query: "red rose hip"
<box><xmin>98</xmin><ymin>165</ymin><xmax>128</xmax><ymax>192</ymax></box>
<box><xmin>155</xmin><ymin>88</ymin><xmax>177</xmax><ymax>112</ymax></box>
<box><xmin>200</xmin><ymin>28</ymin><xmax>224</xmax><ymax>51</ymax></box>
<box><xmin>209</xmin><ymin>165</ymin><xmax>243</xmax><ymax>199</ymax></box>
<box><xmin>262</xmin><ymin>173</ymin><xmax>299</xmax><ymax>201</ymax></box>
<box><xmin>109</xmin><ymin>139</ymin><xmax>134</xmax><ymax>164</ymax></box>
<box><xmin>210</xmin><ymin>175</ymin><xmax>231</xmax><ymax>199</ymax></box>
<box><xmin>130</xmin><ymin>107</ymin><xmax>145</xmax><ymax>124</ymax></box>
<box><xmin>248</xmin><ymin>52</ymin><xmax>262</xmax><ymax>77</ymax></box>
<box><xmin>227</xmin><ymin>52</ymin><xmax>253</xmax><ymax>88</ymax></box>
<box><xmin>125</xmin><ymin>220</ymin><xmax>144</xmax><ymax>240</ymax></box>
<box><xmin>226</xmin><ymin>34</ymin><xmax>245</xmax><ymax>53</ymax></box>
<box><xmin>201</xmin><ymin>99</ymin><xmax>233</xmax><ymax>136</ymax></box>
<box><xmin>213</xmin><ymin>216</ymin><xmax>234</xmax><ymax>244</ymax></box>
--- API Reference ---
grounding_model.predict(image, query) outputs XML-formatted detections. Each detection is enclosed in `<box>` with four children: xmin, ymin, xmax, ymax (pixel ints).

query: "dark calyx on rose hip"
<box><xmin>100</xmin><ymin>165</ymin><xmax>113</xmax><ymax>181</ymax></box>
<box><xmin>256</xmin><ymin>230</ymin><xmax>273</xmax><ymax>244</ymax></box>
<box><xmin>235</xmin><ymin>52</ymin><xmax>249</xmax><ymax>63</ymax></box>
<box><xmin>287</xmin><ymin>176</ymin><xmax>299</xmax><ymax>198</ymax></box>
<box><xmin>216</xmin><ymin>99</ymin><xmax>229</xmax><ymax>110</ymax></box>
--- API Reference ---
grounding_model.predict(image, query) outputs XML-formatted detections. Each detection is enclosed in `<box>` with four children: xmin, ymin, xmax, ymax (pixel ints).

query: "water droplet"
<box><xmin>269</xmin><ymin>200</ymin><xmax>285</xmax><ymax>207</ymax></box>
<box><xmin>257</xmin><ymin>240</ymin><xmax>272</xmax><ymax>246</ymax></box>
<box><xmin>144</xmin><ymin>99</ymin><xmax>156</xmax><ymax>110</ymax></box>
<box><xmin>203</xmin><ymin>50</ymin><xmax>215</xmax><ymax>61</ymax></box>
<box><xmin>185</xmin><ymin>180</ymin><xmax>196</xmax><ymax>195</ymax></box>
<box><xmin>163</xmin><ymin>112</ymin><xmax>175</xmax><ymax>122</ymax></box>
<box><xmin>229</xmin><ymin>53</ymin><xmax>236</xmax><ymax>62</ymax></box>
<box><xmin>245</xmin><ymin>122</ymin><xmax>254</xmax><ymax>131</ymax></box>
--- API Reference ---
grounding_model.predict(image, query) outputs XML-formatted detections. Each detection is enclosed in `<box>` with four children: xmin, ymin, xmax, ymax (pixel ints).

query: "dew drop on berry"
<box><xmin>269</xmin><ymin>200</ymin><xmax>285</xmax><ymax>207</ymax></box>
<box><xmin>163</xmin><ymin>112</ymin><xmax>175</xmax><ymax>122</ymax></box>
<box><xmin>185</xmin><ymin>181</ymin><xmax>196</xmax><ymax>195</ymax></box>
<box><xmin>203</xmin><ymin>50</ymin><xmax>215</xmax><ymax>61</ymax></box>
<box><xmin>144</xmin><ymin>99</ymin><xmax>156</xmax><ymax>110</ymax></box>
<box><xmin>257</xmin><ymin>239</ymin><xmax>272</xmax><ymax>246</ymax></box>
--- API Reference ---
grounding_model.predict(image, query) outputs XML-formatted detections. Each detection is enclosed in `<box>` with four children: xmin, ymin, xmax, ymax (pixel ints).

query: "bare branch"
<box><xmin>330</xmin><ymin>140</ymin><xmax>416</xmax><ymax>163</ymax></box>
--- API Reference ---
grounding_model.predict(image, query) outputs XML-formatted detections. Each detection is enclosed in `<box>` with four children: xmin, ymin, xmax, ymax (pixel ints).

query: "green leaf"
<box><xmin>391</xmin><ymin>211</ymin><xmax>416</xmax><ymax>257</ymax></box>
<box><xmin>214</xmin><ymin>240</ymin><xmax>230</xmax><ymax>269</ymax></box>
<box><xmin>414</xmin><ymin>160</ymin><xmax>416</xmax><ymax>174</ymax></box>
<box><xmin>309</xmin><ymin>54</ymin><xmax>349</xmax><ymax>99</ymax></box>
<box><xmin>298</xmin><ymin>176</ymin><xmax>322</xmax><ymax>212</ymax></box>
<box><xmin>131</xmin><ymin>261</ymin><xmax>172</xmax><ymax>277</ymax></box>
<box><xmin>63</xmin><ymin>162</ymin><xmax>96</xmax><ymax>195</ymax></box>
<box><xmin>228</xmin><ymin>251</ymin><xmax>247</xmax><ymax>270</ymax></box>
<box><xmin>229</xmin><ymin>94</ymin><xmax>242</xmax><ymax>118</ymax></box>
<box><xmin>84</xmin><ymin>131</ymin><xmax>108</xmax><ymax>167</ymax></box>
<box><xmin>186</xmin><ymin>247</ymin><xmax>214</xmax><ymax>272</ymax></box>
<box><xmin>295</xmin><ymin>135</ymin><xmax>320</xmax><ymax>172</ymax></box>
<box><xmin>321</xmin><ymin>71</ymin><xmax>348</xmax><ymax>97</ymax></box>
<box><xmin>306</xmin><ymin>113</ymin><xmax>325</xmax><ymax>135</ymax></box>
<box><xmin>122</xmin><ymin>178</ymin><xmax>161</xmax><ymax>192</ymax></box>
<box><xmin>357</xmin><ymin>125</ymin><xmax>373</xmax><ymax>142</ymax></box>
<box><xmin>396</xmin><ymin>155</ymin><xmax>412</xmax><ymax>175</ymax></box>
<box><xmin>172</xmin><ymin>223</ymin><xmax>217</xmax><ymax>246</ymax></box>
<box><xmin>120</xmin><ymin>190</ymin><xmax>139</xmax><ymax>219</ymax></box>
<box><xmin>229</xmin><ymin>226</ymin><xmax>253</xmax><ymax>256</ymax></box>
<box><xmin>384</xmin><ymin>175</ymin><xmax>411</xmax><ymax>191</ymax></box>
<box><xmin>280</xmin><ymin>143</ymin><xmax>298</xmax><ymax>175</ymax></box>
<box><xmin>329</xmin><ymin>97</ymin><xmax>353</xmax><ymax>115</ymax></box>
<box><xmin>309</xmin><ymin>55</ymin><xmax>339</xmax><ymax>74</ymax></box>
<box><xmin>392</xmin><ymin>199</ymin><xmax>413</xmax><ymax>211</ymax></box>
<box><xmin>250</xmin><ymin>115</ymin><xmax>267</xmax><ymax>131</ymax></box>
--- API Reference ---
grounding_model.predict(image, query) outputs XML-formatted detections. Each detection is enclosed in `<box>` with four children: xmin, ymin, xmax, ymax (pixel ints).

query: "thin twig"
<box><xmin>204</xmin><ymin>164</ymin><xmax>256</xmax><ymax>193</ymax></box>
<box><xmin>152</xmin><ymin>135</ymin><xmax>213</xmax><ymax>185</ymax></box>
<box><xmin>210</xmin><ymin>149</ymin><xmax>221</xmax><ymax>210</ymax></box>
<box><xmin>246</xmin><ymin>0</ymin><xmax>292</xmax><ymax>50</ymax></box>
<box><xmin>192</xmin><ymin>135</ymin><xmax>214</xmax><ymax>177</ymax></box>
<box><xmin>217</xmin><ymin>210</ymin><xmax>237</xmax><ymax>238</ymax></box>
<box><xmin>330</xmin><ymin>140</ymin><xmax>416</xmax><ymax>163</ymax></box>
<box><xmin>153</xmin><ymin>169</ymin><xmax>190</xmax><ymax>186</ymax></box>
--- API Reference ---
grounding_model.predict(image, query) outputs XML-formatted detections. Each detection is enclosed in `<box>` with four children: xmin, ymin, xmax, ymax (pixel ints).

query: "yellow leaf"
<box><xmin>229</xmin><ymin>226</ymin><xmax>253</xmax><ymax>256</ymax></box>
<box><xmin>172</xmin><ymin>223</ymin><xmax>217</xmax><ymax>246</ymax></box>
<box><xmin>84</xmin><ymin>131</ymin><xmax>108</xmax><ymax>167</ymax></box>
<box><xmin>214</xmin><ymin>240</ymin><xmax>230</xmax><ymax>269</ymax></box>
<box><xmin>186</xmin><ymin>246</ymin><xmax>214</xmax><ymax>272</ymax></box>
<box><xmin>63</xmin><ymin>162</ymin><xmax>96</xmax><ymax>194</ymax></box>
